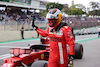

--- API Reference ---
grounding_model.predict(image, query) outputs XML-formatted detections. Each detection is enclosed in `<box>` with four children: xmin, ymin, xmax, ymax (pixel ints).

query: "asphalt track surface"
<box><xmin>0</xmin><ymin>34</ymin><xmax>100</xmax><ymax>67</ymax></box>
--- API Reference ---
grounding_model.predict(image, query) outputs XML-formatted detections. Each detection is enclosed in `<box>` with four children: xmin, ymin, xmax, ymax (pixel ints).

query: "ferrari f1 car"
<box><xmin>1</xmin><ymin>37</ymin><xmax>83</xmax><ymax>67</ymax></box>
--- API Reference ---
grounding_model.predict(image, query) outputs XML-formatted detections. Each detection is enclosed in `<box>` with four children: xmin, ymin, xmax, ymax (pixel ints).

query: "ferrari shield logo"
<box><xmin>41</xmin><ymin>54</ymin><xmax>44</xmax><ymax>59</ymax></box>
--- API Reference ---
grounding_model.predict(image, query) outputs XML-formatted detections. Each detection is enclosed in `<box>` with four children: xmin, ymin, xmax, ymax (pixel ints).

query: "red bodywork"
<box><xmin>1</xmin><ymin>37</ymin><xmax>50</xmax><ymax>67</ymax></box>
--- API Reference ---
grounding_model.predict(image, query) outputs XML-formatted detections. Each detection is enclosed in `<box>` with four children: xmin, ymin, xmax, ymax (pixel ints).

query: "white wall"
<box><xmin>0</xmin><ymin>0</ymin><xmax>46</xmax><ymax>10</ymax></box>
<box><xmin>31</xmin><ymin>0</ymin><xmax>46</xmax><ymax>10</ymax></box>
<box><xmin>0</xmin><ymin>31</ymin><xmax>38</xmax><ymax>42</ymax></box>
<box><xmin>31</xmin><ymin>0</ymin><xmax>40</xmax><ymax>8</ymax></box>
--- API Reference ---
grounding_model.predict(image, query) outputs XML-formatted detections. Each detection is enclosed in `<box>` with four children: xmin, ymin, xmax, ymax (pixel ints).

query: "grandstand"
<box><xmin>0</xmin><ymin>0</ymin><xmax>46</xmax><ymax>10</ymax></box>
<box><xmin>0</xmin><ymin>0</ymin><xmax>48</xmax><ymax>31</ymax></box>
<box><xmin>65</xmin><ymin>16</ymin><xmax>100</xmax><ymax>29</ymax></box>
<box><xmin>0</xmin><ymin>0</ymin><xmax>100</xmax><ymax>42</ymax></box>
<box><xmin>0</xmin><ymin>0</ymin><xmax>100</xmax><ymax>32</ymax></box>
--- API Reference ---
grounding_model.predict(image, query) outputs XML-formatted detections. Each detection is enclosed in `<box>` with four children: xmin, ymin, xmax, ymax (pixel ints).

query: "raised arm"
<box><xmin>35</xmin><ymin>28</ymin><xmax>49</xmax><ymax>37</ymax></box>
<box><xmin>32</xmin><ymin>20</ymin><xmax>49</xmax><ymax>37</ymax></box>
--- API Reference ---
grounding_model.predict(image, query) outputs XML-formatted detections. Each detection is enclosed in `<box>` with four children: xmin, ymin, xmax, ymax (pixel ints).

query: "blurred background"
<box><xmin>0</xmin><ymin>0</ymin><xmax>100</xmax><ymax>41</ymax></box>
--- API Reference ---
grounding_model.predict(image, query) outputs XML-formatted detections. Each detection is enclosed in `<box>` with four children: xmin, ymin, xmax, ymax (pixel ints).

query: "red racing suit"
<box><xmin>35</xmin><ymin>25</ymin><xmax>75</xmax><ymax>67</ymax></box>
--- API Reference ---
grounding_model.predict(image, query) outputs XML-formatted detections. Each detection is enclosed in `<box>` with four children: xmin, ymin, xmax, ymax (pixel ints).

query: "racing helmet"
<box><xmin>46</xmin><ymin>8</ymin><xmax>62</xmax><ymax>28</ymax></box>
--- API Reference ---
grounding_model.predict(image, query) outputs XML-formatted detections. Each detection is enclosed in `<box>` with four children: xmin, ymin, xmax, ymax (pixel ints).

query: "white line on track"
<box><xmin>0</xmin><ymin>39</ymin><xmax>39</xmax><ymax>45</ymax></box>
<box><xmin>0</xmin><ymin>54</ymin><xmax>10</xmax><ymax>57</ymax></box>
<box><xmin>0</xmin><ymin>46</ymin><xmax>28</xmax><ymax>48</ymax></box>
<box><xmin>0</xmin><ymin>54</ymin><xmax>13</xmax><ymax>60</ymax></box>
<box><xmin>0</xmin><ymin>37</ymin><xmax>96</xmax><ymax>45</ymax></box>
<box><xmin>75</xmin><ymin>37</ymin><xmax>97</xmax><ymax>41</ymax></box>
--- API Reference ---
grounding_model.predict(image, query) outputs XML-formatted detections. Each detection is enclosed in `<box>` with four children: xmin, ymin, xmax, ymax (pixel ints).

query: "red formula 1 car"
<box><xmin>1</xmin><ymin>37</ymin><xmax>83</xmax><ymax>67</ymax></box>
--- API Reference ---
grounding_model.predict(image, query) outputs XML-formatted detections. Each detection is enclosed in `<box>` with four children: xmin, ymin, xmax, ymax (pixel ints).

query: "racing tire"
<box><xmin>31</xmin><ymin>60</ymin><xmax>48</xmax><ymax>67</ymax></box>
<box><xmin>74</xmin><ymin>43</ymin><xmax>83</xmax><ymax>59</ymax></box>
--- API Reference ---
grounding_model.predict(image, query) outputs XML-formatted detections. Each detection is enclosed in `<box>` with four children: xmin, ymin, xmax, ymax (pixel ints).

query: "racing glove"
<box><xmin>32</xmin><ymin>25</ymin><xmax>38</xmax><ymax>30</ymax></box>
<box><xmin>69</xmin><ymin>55</ymin><xmax>74</xmax><ymax>60</ymax></box>
<box><xmin>68</xmin><ymin>55</ymin><xmax>74</xmax><ymax>67</ymax></box>
<box><xmin>32</xmin><ymin>21</ymin><xmax>38</xmax><ymax>30</ymax></box>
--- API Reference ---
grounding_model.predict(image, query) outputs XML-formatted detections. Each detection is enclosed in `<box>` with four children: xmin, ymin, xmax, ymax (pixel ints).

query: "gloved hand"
<box><xmin>32</xmin><ymin>25</ymin><xmax>38</xmax><ymax>30</ymax></box>
<box><xmin>68</xmin><ymin>55</ymin><xmax>74</xmax><ymax>67</ymax></box>
<box><xmin>69</xmin><ymin>55</ymin><xmax>74</xmax><ymax>60</ymax></box>
<box><xmin>32</xmin><ymin>21</ymin><xmax>38</xmax><ymax>30</ymax></box>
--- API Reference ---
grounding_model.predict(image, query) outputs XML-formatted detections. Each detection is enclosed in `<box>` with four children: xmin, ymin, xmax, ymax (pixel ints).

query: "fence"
<box><xmin>0</xmin><ymin>21</ymin><xmax>48</xmax><ymax>31</ymax></box>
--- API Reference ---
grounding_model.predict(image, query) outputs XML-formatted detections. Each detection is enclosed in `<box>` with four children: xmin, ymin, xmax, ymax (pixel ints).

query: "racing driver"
<box><xmin>32</xmin><ymin>8</ymin><xmax>75</xmax><ymax>67</ymax></box>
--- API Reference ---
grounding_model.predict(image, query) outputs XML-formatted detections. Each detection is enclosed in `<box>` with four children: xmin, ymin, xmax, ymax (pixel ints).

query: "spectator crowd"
<box><xmin>65</xmin><ymin>17</ymin><xmax>100</xmax><ymax>29</ymax></box>
<box><xmin>0</xmin><ymin>9</ymin><xmax>100</xmax><ymax>29</ymax></box>
<box><xmin>0</xmin><ymin>9</ymin><xmax>45</xmax><ymax>25</ymax></box>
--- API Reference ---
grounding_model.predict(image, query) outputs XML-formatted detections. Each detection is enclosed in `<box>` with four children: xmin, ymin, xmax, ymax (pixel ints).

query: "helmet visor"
<box><xmin>46</xmin><ymin>14</ymin><xmax>58</xmax><ymax>20</ymax></box>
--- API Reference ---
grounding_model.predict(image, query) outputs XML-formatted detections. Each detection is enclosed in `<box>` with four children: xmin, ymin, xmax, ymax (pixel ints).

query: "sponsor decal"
<box><xmin>68</xmin><ymin>30</ymin><xmax>73</xmax><ymax>38</ymax></box>
<box><xmin>49</xmin><ymin>36</ymin><xmax>62</xmax><ymax>42</ymax></box>
<box><xmin>56</xmin><ymin>30</ymin><xmax>63</xmax><ymax>35</ymax></box>
<box><xmin>2</xmin><ymin>63</ymin><xmax>13</xmax><ymax>67</ymax></box>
